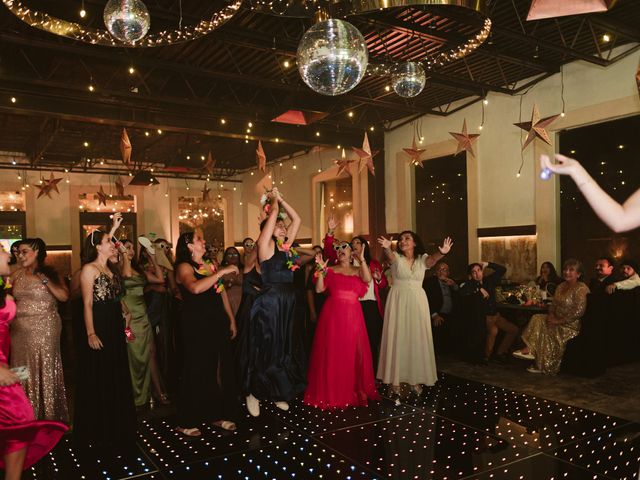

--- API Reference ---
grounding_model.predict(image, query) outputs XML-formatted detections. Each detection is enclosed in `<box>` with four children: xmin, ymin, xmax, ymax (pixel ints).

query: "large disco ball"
<box><xmin>104</xmin><ymin>0</ymin><xmax>151</xmax><ymax>44</ymax></box>
<box><xmin>392</xmin><ymin>62</ymin><xmax>426</xmax><ymax>98</ymax></box>
<box><xmin>297</xmin><ymin>19</ymin><xmax>368</xmax><ymax>96</ymax></box>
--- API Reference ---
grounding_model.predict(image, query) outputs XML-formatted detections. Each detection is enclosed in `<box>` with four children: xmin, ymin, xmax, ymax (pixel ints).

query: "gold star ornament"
<box><xmin>96</xmin><ymin>185</ymin><xmax>108</xmax><ymax>206</ymax></box>
<box><xmin>120</xmin><ymin>128</ymin><xmax>132</xmax><ymax>167</ymax></box>
<box><xmin>352</xmin><ymin>132</ymin><xmax>378</xmax><ymax>175</ymax></box>
<box><xmin>334</xmin><ymin>148</ymin><xmax>355</xmax><ymax>177</ymax></box>
<box><xmin>514</xmin><ymin>104</ymin><xmax>559</xmax><ymax>151</ymax></box>
<box><xmin>403</xmin><ymin>136</ymin><xmax>426</xmax><ymax>167</ymax></box>
<box><xmin>449</xmin><ymin>119</ymin><xmax>480</xmax><ymax>158</ymax></box>
<box><xmin>36</xmin><ymin>172</ymin><xmax>63</xmax><ymax>199</ymax></box>
<box><xmin>256</xmin><ymin>141</ymin><xmax>267</xmax><ymax>172</ymax></box>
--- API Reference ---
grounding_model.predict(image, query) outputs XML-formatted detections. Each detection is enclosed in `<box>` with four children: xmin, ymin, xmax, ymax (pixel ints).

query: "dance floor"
<box><xmin>23</xmin><ymin>373</ymin><xmax>640</xmax><ymax>480</ymax></box>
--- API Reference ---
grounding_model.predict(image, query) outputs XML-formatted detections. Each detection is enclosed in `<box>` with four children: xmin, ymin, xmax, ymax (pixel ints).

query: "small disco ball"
<box><xmin>392</xmin><ymin>62</ymin><xmax>426</xmax><ymax>98</ymax></box>
<box><xmin>104</xmin><ymin>0</ymin><xmax>151</xmax><ymax>44</ymax></box>
<box><xmin>297</xmin><ymin>19</ymin><xmax>368</xmax><ymax>96</ymax></box>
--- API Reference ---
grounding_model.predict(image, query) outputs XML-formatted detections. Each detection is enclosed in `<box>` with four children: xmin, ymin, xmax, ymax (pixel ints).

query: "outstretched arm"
<box><xmin>425</xmin><ymin>237</ymin><xmax>453</xmax><ymax>268</ymax></box>
<box><xmin>377</xmin><ymin>236</ymin><xmax>395</xmax><ymax>263</ymax></box>
<box><xmin>279</xmin><ymin>195</ymin><xmax>301</xmax><ymax>244</ymax></box>
<box><xmin>542</xmin><ymin>154</ymin><xmax>640</xmax><ymax>232</ymax></box>
<box><xmin>257</xmin><ymin>193</ymin><xmax>279</xmax><ymax>261</ymax></box>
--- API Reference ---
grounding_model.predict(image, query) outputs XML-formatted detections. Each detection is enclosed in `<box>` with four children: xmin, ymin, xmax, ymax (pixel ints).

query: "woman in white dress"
<box><xmin>377</xmin><ymin>231</ymin><xmax>453</xmax><ymax>394</ymax></box>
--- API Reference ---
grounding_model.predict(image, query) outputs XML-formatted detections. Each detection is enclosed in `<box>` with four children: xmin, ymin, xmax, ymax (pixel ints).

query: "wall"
<box><xmin>384</xmin><ymin>48</ymin><xmax>640</xmax><ymax>277</ymax></box>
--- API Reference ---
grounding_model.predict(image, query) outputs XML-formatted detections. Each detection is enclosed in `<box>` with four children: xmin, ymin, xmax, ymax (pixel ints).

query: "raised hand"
<box><xmin>327</xmin><ymin>212</ymin><xmax>339</xmax><ymax>232</ymax></box>
<box><xmin>377</xmin><ymin>236</ymin><xmax>393</xmax><ymax>250</ymax></box>
<box><xmin>111</xmin><ymin>212</ymin><xmax>123</xmax><ymax>229</ymax></box>
<box><xmin>541</xmin><ymin>154</ymin><xmax>581</xmax><ymax>177</ymax></box>
<box><xmin>315</xmin><ymin>251</ymin><xmax>328</xmax><ymax>270</ymax></box>
<box><xmin>438</xmin><ymin>237</ymin><xmax>453</xmax><ymax>255</ymax></box>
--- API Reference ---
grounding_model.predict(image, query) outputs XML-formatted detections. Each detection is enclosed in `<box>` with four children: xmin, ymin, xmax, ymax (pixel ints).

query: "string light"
<box><xmin>128</xmin><ymin>66</ymin><xmax>135</xmax><ymax>74</ymax></box>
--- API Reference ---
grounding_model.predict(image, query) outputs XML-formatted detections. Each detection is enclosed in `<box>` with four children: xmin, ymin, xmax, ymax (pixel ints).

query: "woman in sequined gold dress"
<box><xmin>514</xmin><ymin>259</ymin><xmax>589</xmax><ymax>374</ymax></box>
<box><xmin>9</xmin><ymin>238</ymin><xmax>69</xmax><ymax>423</ymax></box>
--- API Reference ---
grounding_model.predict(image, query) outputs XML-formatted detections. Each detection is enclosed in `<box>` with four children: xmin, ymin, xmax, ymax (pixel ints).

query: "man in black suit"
<box><xmin>423</xmin><ymin>262</ymin><xmax>458</xmax><ymax>355</ymax></box>
<box><xmin>588</xmin><ymin>256</ymin><xmax>619</xmax><ymax>294</ymax></box>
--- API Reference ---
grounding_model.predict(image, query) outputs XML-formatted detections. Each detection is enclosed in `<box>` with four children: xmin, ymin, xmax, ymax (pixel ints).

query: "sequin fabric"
<box><xmin>9</xmin><ymin>269</ymin><xmax>69</xmax><ymax>422</ymax></box>
<box><xmin>522</xmin><ymin>281</ymin><xmax>589</xmax><ymax>374</ymax></box>
<box><xmin>93</xmin><ymin>272</ymin><xmax>123</xmax><ymax>303</ymax></box>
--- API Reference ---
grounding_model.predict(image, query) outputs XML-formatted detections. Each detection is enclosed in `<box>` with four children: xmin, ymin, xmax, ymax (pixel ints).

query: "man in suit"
<box><xmin>423</xmin><ymin>262</ymin><xmax>458</xmax><ymax>355</ymax></box>
<box><xmin>589</xmin><ymin>257</ymin><xmax>619</xmax><ymax>294</ymax></box>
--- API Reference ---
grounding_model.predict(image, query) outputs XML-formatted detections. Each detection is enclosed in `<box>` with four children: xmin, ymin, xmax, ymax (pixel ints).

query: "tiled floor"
<box><xmin>22</xmin><ymin>373</ymin><xmax>640</xmax><ymax>480</ymax></box>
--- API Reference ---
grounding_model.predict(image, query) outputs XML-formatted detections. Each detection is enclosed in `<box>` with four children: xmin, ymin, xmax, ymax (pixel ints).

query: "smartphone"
<box><xmin>10</xmin><ymin>366</ymin><xmax>29</xmax><ymax>382</ymax></box>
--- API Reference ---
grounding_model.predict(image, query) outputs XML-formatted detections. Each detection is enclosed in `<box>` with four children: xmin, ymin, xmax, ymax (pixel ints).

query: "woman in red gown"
<box><xmin>0</xmin><ymin>247</ymin><xmax>67</xmax><ymax>480</ymax></box>
<box><xmin>304</xmin><ymin>242</ymin><xmax>380</xmax><ymax>410</ymax></box>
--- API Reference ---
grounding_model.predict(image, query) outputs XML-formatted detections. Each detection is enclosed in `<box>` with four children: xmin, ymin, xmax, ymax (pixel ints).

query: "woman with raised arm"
<box><xmin>174</xmin><ymin>230</ymin><xmax>240</xmax><ymax>437</ymax></box>
<box><xmin>377</xmin><ymin>232</ymin><xmax>453</xmax><ymax>395</ymax></box>
<box><xmin>241</xmin><ymin>188</ymin><xmax>307</xmax><ymax>417</ymax></box>
<box><xmin>74</xmin><ymin>220</ymin><xmax>137</xmax><ymax>453</ymax></box>
<box><xmin>304</xmin><ymin>244</ymin><xmax>380</xmax><ymax>410</ymax></box>
<box><xmin>541</xmin><ymin>154</ymin><xmax>640</xmax><ymax>232</ymax></box>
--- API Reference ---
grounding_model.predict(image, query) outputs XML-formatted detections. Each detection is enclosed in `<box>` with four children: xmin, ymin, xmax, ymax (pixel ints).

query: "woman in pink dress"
<box><xmin>0</xmin><ymin>247</ymin><xmax>67</xmax><ymax>480</ymax></box>
<box><xmin>304</xmin><ymin>242</ymin><xmax>380</xmax><ymax>410</ymax></box>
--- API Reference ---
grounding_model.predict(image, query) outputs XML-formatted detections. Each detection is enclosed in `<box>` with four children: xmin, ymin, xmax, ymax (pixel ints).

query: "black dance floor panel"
<box><xmin>17</xmin><ymin>373</ymin><xmax>639</xmax><ymax>480</ymax></box>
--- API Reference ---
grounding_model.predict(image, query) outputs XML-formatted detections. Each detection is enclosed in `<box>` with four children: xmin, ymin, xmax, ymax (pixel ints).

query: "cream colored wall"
<box><xmin>384</xmin><ymin>49</ymin><xmax>640</xmax><ymax>269</ymax></box>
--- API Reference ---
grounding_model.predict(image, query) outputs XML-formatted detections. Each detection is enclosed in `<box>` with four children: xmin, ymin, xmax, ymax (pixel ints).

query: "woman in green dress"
<box><xmin>122</xmin><ymin>239</ymin><xmax>165</xmax><ymax>407</ymax></box>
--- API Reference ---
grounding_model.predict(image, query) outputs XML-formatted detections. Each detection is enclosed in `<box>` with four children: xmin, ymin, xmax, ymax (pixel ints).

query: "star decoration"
<box><xmin>115</xmin><ymin>176</ymin><xmax>125</xmax><ymax>197</ymax></box>
<box><xmin>352</xmin><ymin>132</ymin><xmax>378</xmax><ymax>175</ymax></box>
<box><xmin>96</xmin><ymin>185</ymin><xmax>108</xmax><ymax>206</ymax></box>
<box><xmin>120</xmin><ymin>128</ymin><xmax>132</xmax><ymax>167</ymax></box>
<box><xmin>256</xmin><ymin>141</ymin><xmax>267</xmax><ymax>172</ymax></box>
<box><xmin>514</xmin><ymin>104</ymin><xmax>560</xmax><ymax>151</ymax></box>
<box><xmin>334</xmin><ymin>148</ymin><xmax>355</xmax><ymax>177</ymax></box>
<box><xmin>202</xmin><ymin>150</ymin><xmax>216</xmax><ymax>176</ymax></box>
<box><xmin>36</xmin><ymin>172</ymin><xmax>62</xmax><ymax>199</ymax></box>
<box><xmin>403</xmin><ymin>136</ymin><xmax>427</xmax><ymax>167</ymax></box>
<box><xmin>449</xmin><ymin>119</ymin><xmax>480</xmax><ymax>159</ymax></box>
<box><xmin>202</xmin><ymin>183</ymin><xmax>211</xmax><ymax>202</ymax></box>
<box><xmin>636</xmin><ymin>61</ymin><xmax>639</xmax><ymax>98</ymax></box>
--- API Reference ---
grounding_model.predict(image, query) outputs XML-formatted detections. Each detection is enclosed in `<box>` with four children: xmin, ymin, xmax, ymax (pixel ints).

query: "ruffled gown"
<box><xmin>304</xmin><ymin>270</ymin><xmax>380</xmax><ymax>409</ymax></box>
<box><xmin>241</xmin><ymin>246</ymin><xmax>306</xmax><ymax>402</ymax></box>
<box><xmin>0</xmin><ymin>298</ymin><xmax>67</xmax><ymax>470</ymax></box>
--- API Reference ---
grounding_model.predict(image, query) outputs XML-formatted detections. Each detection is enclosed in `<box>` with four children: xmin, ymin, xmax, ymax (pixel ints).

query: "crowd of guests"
<box><xmin>2</xmin><ymin>184</ymin><xmax>639</xmax><ymax>478</ymax></box>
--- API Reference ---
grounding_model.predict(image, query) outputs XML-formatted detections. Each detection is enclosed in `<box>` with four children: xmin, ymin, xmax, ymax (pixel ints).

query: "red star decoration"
<box><xmin>120</xmin><ymin>128</ymin><xmax>132</xmax><ymax>167</ymax></box>
<box><xmin>514</xmin><ymin>104</ymin><xmax>560</xmax><ymax>151</ymax></box>
<box><xmin>334</xmin><ymin>148</ymin><xmax>355</xmax><ymax>176</ymax></box>
<box><xmin>449</xmin><ymin>119</ymin><xmax>480</xmax><ymax>159</ymax></box>
<box><xmin>115</xmin><ymin>176</ymin><xmax>125</xmax><ymax>197</ymax></box>
<box><xmin>256</xmin><ymin>141</ymin><xmax>267</xmax><ymax>172</ymax></box>
<box><xmin>202</xmin><ymin>183</ymin><xmax>211</xmax><ymax>202</ymax></box>
<box><xmin>352</xmin><ymin>132</ymin><xmax>378</xmax><ymax>175</ymax></box>
<box><xmin>403</xmin><ymin>136</ymin><xmax>427</xmax><ymax>167</ymax></box>
<box><xmin>96</xmin><ymin>185</ymin><xmax>108</xmax><ymax>206</ymax></box>
<box><xmin>36</xmin><ymin>172</ymin><xmax>62</xmax><ymax>199</ymax></box>
<box><xmin>202</xmin><ymin>150</ymin><xmax>216</xmax><ymax>176</ymax></box>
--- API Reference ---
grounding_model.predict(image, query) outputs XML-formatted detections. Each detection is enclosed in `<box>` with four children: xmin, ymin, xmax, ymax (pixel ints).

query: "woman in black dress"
<box><xmin>242</xmin><ymin>188</ymin><xmax>307</xmax><ymax>417</ymax></box>
<box><xmin>74</xmin><ymin>226</ymin><xmax>136</xmax><ymax>453</ymax></box>
<box><xmin>174</xmin><ymin>230</ymin><xmax>240</xmax><ymax>437</ymax></box>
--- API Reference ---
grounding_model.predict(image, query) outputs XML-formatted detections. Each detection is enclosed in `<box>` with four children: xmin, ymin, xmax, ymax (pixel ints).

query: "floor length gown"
<box><xmin>0</xmin><ymin>297</ymin><xmax>67</xmax><ymax>470</ymax></box>
<box><xmin>241</xmin><ymin>245</ymin><xmax>306</xmax><ymax>402</ymax></box>
<box><xmin>304</xmin><ymin>270</ymin><xmax>380</xmax><ymax>409</ymax></box>
<box><xmin>123</xmin><ymin>274</ymin><xmax>152</xmax><ymax>407</ymax></box>
<box><xmin>177</xmin><ymin>266</ymin><xmax>239</xmax><ymax>428</ymax></box>
<box><xmin>10</xmin><ymin>269</ymin><xmax>69</xmax><ymax>422</ymax></box>
<box><xmin>377</xmin><ymin>252</ymin><xmax>437</xmax><ymax>386</ymax></box>
<box><xmin>73</xmin><ymin>273</ymin><xmax>137</xmax><ymax>451</ymax></box>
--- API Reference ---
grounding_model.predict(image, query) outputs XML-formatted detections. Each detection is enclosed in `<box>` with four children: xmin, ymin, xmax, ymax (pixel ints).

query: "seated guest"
<box><xmin>513</xmin><ymin>259</ymin><xmax>589</xmax><ymax>374</ymax></box>
<box><xmin>535</xmin><ymin>261</ymin><xmax>562</xmax><ymax>296</ymax></box>
<box><xmin>605</xmin><ymin>259</ymin><xmax>640</xmax><ymax>294</ymax></box>
<box><xmin>423</xmin><ymin>261</ymin><xmax>458</xmax><ymax>355</ymax></box>
<box><xmin>460</xmin><ymin>261</ymin><xmax>517</xmax><ymax>364</ymax></box>
<box><xmin>588</xmin><ymin>256</ymin><xmax>618</xmax><ymax>294</ymax></box>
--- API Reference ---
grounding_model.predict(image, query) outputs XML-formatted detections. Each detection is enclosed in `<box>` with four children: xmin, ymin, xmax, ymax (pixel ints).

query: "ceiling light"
<box><xmin>369</xmin><ymin>126</ymin><xmax>374</xmax><ymax>131</ymax></box>
<box><xmin>128</xmin><ymin>66</ymin><xmax>135</xmax><ymax>74</ymax></box>
<box><xmin>248</xmin><ymin>122</ymin><xmax>253</xmax><ymax>128</ymax></box>
<box><xmin>348</xmin><ymin>111</ymin><xmax>354</xmax><ymax>118</ymax></box>
<box><xmin>88</xmin><ymin>84</ymin><xmax>95</xmax><ymax>92</ymax></box>
<box><xmin>144</xmin><ymin>131</ymin><xmax>149</xmax><ymax>136</ymax></box>
<box><xmin>385</xmin><ymin>85</ymin><xmax>390</xmax><ymax>92</ymax></box>
<box><xmin>315</xmin><ymin>131</ymin><xmax>320</xmax><ymax>137</ymax></box>
<box><xmin>483</xmin><ymin>99</ymin><xmax>488</xmax><ymax>105</ymax></box>
<box><xmin>220</xmin><ymin>118</ymin><xmax>226</xmax><ymax>125</ymax></box>
<box><xmin>10</xmin><ymin>97</ymin><xmax>16</xmax><ymax>103</ymax></box>
<box><xmin>283</xmin><ymin>60</ymin><xmax>290</xmax><ymax>68</ymax></box>
<box><xmin>618</xmin><ymin>144</ymin><xmax>624</xmax><ymax>149</ymax></box>
<box><xmin>79</xmin><ymin>8</ymin><xmax>86</xmax><ymax>18</ymax></box>
<box><xmin>157</xmin><ymin>129</ymin><xmax>162</xmax><ymax>134</ymax></box>
<box><xmin>602</xmin><ymin>33</ymin><xmax>611</xmax><ymax>42</ymax></box>
<box><xmin>83</xmin><ymin>141</ymin><xmax>89</xmax><ymax>147</ymax></box>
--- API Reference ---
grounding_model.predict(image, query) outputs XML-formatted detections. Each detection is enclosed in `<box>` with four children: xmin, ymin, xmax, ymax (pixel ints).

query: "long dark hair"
<box><xmin>81</xmin><ymin>230</ymin><xmax>108</xmax><ymax>266</ymax></box>
<box><xmin>123</xmin><ymin>239</ymin><xmax>145</xmax><ymax>275</ymax></box>
<box><xmin>222</xmin><ymin>246</ymin><xmax>243</xmax><ymax>270</ymax></box>
<box><xmin>9</xmin><ymin>240</ymin><xmax>22</xmax><ymax>266</ymax></box>
<box><xmin>21</xmin><ymin>238</ymin><xmax>61</xmax><ymax>284</ymax></box>
<box><xmin>397</xmin><ymin>230</ymin><xmax>426</xmax><ymax>258</ymax></box>
<box><xmin>351</xmin><ymin>235</ymin><xmax>371</xmax><ymax>265</ymax></box>
<box><xmin>538</xmin><ymin>261</ymin><xmax>561</xmax><ymax>284</ymax></box>
<box><xmin>175</xmin><ymin>232</ymin><xmax>198</xmax><ymax>268</ymax></box>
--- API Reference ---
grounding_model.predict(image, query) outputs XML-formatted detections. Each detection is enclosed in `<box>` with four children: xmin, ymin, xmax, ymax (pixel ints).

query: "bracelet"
<box><xmin>87</xmin><ymin>333</ymin><xmax>97</xmax><ymax>337</ymax></box>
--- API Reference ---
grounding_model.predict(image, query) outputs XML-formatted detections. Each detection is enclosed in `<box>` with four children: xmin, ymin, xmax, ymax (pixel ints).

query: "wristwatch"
<box><xmin>41</xmin><ymin>277</ymin><xmax>49</xmax><ymax>286</ymax></box>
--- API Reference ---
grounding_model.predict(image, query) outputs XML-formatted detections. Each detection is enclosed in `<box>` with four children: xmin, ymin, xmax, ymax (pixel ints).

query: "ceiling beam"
<box><xmin>28</xmin><ymin>117</ymin><xmax>60</xmax><ymax>165</ymax></box>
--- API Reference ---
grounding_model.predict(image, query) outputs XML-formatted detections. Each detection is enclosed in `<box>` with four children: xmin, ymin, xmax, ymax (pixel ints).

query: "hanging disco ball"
<box><xmin>297</xmin><ymin>19</ymin><xmax>368</xmax><ymax>96</ymax></box>
<box><xmin>104</xmin><ymin>0</ymin><xmax>151</xmax><ymax>44</ymax></box>
<box><xmin>392</xmin><ymin>62</ymin><xmax>426</xmax><ymax>98</ymax></box>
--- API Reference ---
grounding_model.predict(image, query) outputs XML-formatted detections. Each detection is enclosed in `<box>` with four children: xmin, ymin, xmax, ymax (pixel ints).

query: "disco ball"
<box><xmin>392</xmin><ymin>62</ymin><xmax>426</xmax><ymax>98</ymax></box>
<box><xmin>104</xmin><ymin>0</ymin><xmax>151</xmax><ymax>44</ymax></box>
<box><xmin>297</xmin><ymin>19</ymin><xmax>368</xmax><ymax>96</ymax></box>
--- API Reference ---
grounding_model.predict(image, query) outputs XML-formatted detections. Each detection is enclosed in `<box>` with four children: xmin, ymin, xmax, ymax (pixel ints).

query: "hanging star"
<box><xmin>36</xmin><ymin>172</ymin><xmax>62</xmax><ymax>199</ymax></box>
<box><xmin>636</xmin><ymin>61</ymin><xmax>640</xmax><ymax>98</ymax></box>
<box><xmin>514</xmin><ymin>104</ymin><xmax>560</xmax><ymax>151</ymax></box>
<box><xmin>352</xmin><ymin>132</ymin><xmax>378</xmax><ymax>175</ymax></box>
<box><xmin>334</xmin><ymin>148</ymin><xmax>355</xmax><ymax>177</ymax></box>
<box><xmin>202</xmin><ymin>183</ymin><xmax>211</xmax><ymax>202</ymax></box>
<box><xmin>403</xmin><ymin>136</ymin><xmax>427</xmax><ymax>167</ymax></box>
<box><xmin>120</xmin><ymin>128</ymin><xmax>132</xmax><ymax>167</ymax></box>
<box><xmin>449</xmin><ymin>119</ymin><xmax>480</xmax><ymax>159</ymax></box>
<box><xmin>256</xmin><ymin>141</ymin><xmax>267</xmax><ymax>172</ymax></box>
<box><xmin>115</xmin><ymin>176</ymin><xmax>125</xmax><ymax>197</ymax></box>
<box><xmin>202</xmin><ymin>150</ymin><xmax>216</xmax><ymax>176</ymax></box>
<box><xmin>96</xmin><ymin>185</ymin><xmax>108</xmax><ymax>206</ymax></box>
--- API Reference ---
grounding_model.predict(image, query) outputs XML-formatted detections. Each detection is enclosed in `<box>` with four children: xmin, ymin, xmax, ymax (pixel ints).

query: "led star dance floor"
<box><xmin>21</xmin><ymin>373</ymin><xmax>640</xmax><ymax>480</ymax></box>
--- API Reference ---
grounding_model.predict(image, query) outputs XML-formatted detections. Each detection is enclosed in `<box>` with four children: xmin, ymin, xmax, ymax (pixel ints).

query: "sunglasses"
<box><xmin>227</xmin><ymin>252</ymin><xmax>239</xmax><ymax>257</ymax></box>
<box><xmin>333</xmin><ymin>243</ymin><xmax>351</xmax><ymax>251</ymax></box>
<box><xmin>243</xmin><ymin>242</ymin><xmax>255</xmax><ymax>248</ymax></box>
